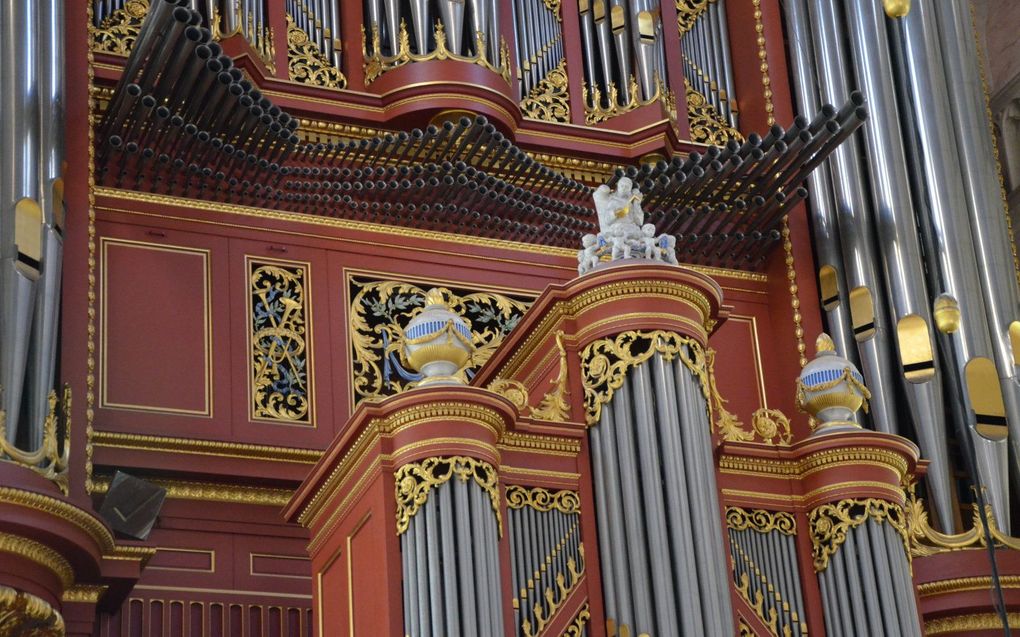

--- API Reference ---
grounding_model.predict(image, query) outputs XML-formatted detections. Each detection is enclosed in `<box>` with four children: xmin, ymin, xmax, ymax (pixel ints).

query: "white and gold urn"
<box><xmin>797</xmin><ymin>333</ymin><xmax>871</xmax><ymax>434</ymax></box>
<box><xmin>403</xmin><ymin>288</ymin><xmax>475</xmax><ymax>385</ymax></box>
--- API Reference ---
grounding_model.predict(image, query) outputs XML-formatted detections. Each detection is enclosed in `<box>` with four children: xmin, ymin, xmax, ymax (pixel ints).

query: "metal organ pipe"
<box><xmin>894</xmin><ymin>0</ymin><xmax>1012</xmax><ymax>526</ymax></box>
<box><xmin>840</xmin><ymin>0</ymin><xmax>955</xmax><ymax>532</ymax></box>
<box><xmin>807</xmin><ymin>0</ymin><xmax>901</xmax><ymax>436</ymax></box>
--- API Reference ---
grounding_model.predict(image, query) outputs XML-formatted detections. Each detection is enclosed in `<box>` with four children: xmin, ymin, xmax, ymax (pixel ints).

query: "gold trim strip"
<box><xmin>91</xmin><ymin>430</ymin><xmax>321</xmax><ymax>463</ymax></box>
<box><xmin>0</xmin><ymin>532</ymin><xmax>74</xmax><ymax>588</ymax></box>
<box><xmin>925</xmin><ymin>612</ymin><xmax>1020</xmax><ymax>635</ymax></box>
<box><xmin>91</xmin><ymin>475</ymin><xmax>293</xmax><ymax>507</ymax></box>
<box><xmin>918</xmin><ymin>576</ymin><xmax>1020</xmax><ymax>597</ymax></box>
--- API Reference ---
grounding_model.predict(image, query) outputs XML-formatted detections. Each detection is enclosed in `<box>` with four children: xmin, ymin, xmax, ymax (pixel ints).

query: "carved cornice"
<box><xmin>918</xmin><ymin>576</ymin><xmax>1020</xmax><ymax>598</ymax></box>
<box><xmin>0</xmin><ymin>585</ymin><xmax>64</xmax><ymax>636</ymax></box>
<box><xmin>498</xmin><ymin>431</ymin><xmax>580</xmax><ymax>457</ymax></box>
<box><xmin>62</xmin><ymin>585</ymin><xmax>109</xmax><ymax>604</ymax></box>
<box><xmin>924</xmin><ymin>612</ymin><xmax>1020</xmax><ymax>634</ymax></box>
<box><xmin>0</xmin><ymin>486</ymin><xmax>115</xmax><ymax>553</ymax></box>
<box><xmin>92</xmin><ymin>474</ymin><xmax>293</xmax><ymax>507</ymax></box>
<box><xmin>0</xmin><ymin>532</ymin><xmax>74</xmax><ymax>588</ymax></box>
<box><xmin>719</xmin><ymin>445</ymin><xmax>912</xmax><ymax>481</ymax></box>
<box><xmin>91</xmin><ymin>430</ymin><xmax>321</xmax><ymax>464</ymax></box>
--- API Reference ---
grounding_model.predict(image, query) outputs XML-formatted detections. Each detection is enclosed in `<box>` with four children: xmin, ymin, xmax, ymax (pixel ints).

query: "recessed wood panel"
<box><xmin>100</xmin><ymin>238</ymin><xmax>212</xmax><ymax>416</ymax></box>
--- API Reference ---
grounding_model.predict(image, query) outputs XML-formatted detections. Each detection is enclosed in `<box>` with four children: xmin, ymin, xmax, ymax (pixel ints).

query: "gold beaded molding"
<box><xmin>394</xmin><ymin>456</ymin><xmax>501</xmax><ymax>535</ymax></box>
<box><xmin>0</xmin><ymin>585</ymin><xmax>65</xmax><ymax>636</ymax></box>
<box><xmin>506</xmin><ymin>486</ymin><xmax>580</xmax><ymax>514</ymax></box>
<box><xmin>752</xmin><ymin>0</ymin><xmax>775</xmax><ymax>126</ymax></box>
<box><xmin>782</xmin><ymin>217</ymin><xmax>808</xmax><ymax>367</ymax></box>
<box><xmin>581</xmin><ymin>330</ymin><xmax>710</xmax><ymax>426</ymax></box>
<box><xmin>809</xmin><ymin>498</ymin><xmax>909</xmax><ymax>572</ymax></box>
<box><xmin>725</xmin><ymin>507</ymin><xmax>796</xmax><ymax>536</ymax></box>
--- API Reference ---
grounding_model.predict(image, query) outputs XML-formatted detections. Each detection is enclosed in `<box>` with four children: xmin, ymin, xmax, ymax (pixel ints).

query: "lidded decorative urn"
<box><xmin>797</xmin><ymin>333</ymin><xmax>871</xmax><ymax>434</ymax></box>
<box><xmin>403</xmin><ymin>288</ymin><xmax>475</xmax><ymax>385</ymax></box>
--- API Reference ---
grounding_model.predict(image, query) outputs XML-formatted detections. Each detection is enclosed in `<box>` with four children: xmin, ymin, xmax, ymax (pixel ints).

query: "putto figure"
<box><xmin>579</xmin><ymin>177</ymin><xmax>679</xmax><ymax>274</ymax></box>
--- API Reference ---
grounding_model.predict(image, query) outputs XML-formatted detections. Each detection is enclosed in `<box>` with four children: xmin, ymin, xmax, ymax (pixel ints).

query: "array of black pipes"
<box><xmin>98</xmin><ymin>0</ymin><xmax>863</xmax><ymax>269</ymax></box>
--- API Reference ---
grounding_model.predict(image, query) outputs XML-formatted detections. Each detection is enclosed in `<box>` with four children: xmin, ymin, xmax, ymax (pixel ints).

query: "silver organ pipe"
<box><xmin>287</xmin><ymin>0</ymin><xmax>344</xmax><ymax>74</ymax></box>
<box><xmin>677</xmin><ymin>0</ymin><xmax>737</xmax><ymax>128</ymax></box>
<box><xmin>513</xmin><ymin>0</ymin><xmax>563</xmax><ymax>101</ymax></box>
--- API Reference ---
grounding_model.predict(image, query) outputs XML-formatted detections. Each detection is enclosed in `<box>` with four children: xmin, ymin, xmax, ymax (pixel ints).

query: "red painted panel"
<box><xmin>100</xmin><ymin>237</ymin><xmax>211</xmax><ymax>415</ymax></box>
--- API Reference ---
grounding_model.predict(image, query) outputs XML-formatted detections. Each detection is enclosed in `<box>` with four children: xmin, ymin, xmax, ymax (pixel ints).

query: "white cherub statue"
<box><xmin>578</xmin><ymin>233</ymin><xmax>600</xmax><ymax>274</ymax></box>
<box><xmin>641</xmin><ymin>223</ymin><xmax>658</xmax><ymax>258</ymax></box>
<box><xmin>593</xmin><ymin>177</ymin><xmax>645</xmax><ymax>237</ymax></box>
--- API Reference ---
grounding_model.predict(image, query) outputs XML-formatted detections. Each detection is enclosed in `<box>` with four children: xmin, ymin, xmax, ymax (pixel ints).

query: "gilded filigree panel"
<box><xmin>348</xmin><ymin>274</ymin><xmax>532</xmax><ymax>407</ymax></box>
<box><xmin>248</xmin><ymin>258</ymin><xmax>313</xmax><ymax>425</ymax></box>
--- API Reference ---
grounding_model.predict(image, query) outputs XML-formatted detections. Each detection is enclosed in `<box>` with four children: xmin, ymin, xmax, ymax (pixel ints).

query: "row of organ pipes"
<box><xmin>577</xmin><ymin>0</ymin><xmax>668</xmax><ymax>106</ymax></box>
<box><xmin>364</xmin><ymin>0</ymin><xmax>502</xmax><ymax>63</ymax></box>
<box><xmin>679</xmin><ymin>0</ymin><xmax>738</xmax><ymax>128</ymax></box>
<box><xmin>0</xmin><ymin>0</ymin><xmax>65</xmax><ymax>453</ymax></box>
<box><xmin>285</xmin><ymin>0</ymin><xmax>342</xmax><ymax>72</ymax></box>
<box><xmin>95</xmin><ymin>0</ymin><xmax>270</xmax><ymax>42</ymax></box>
<box><xmin>786</xmin><ymin>0</ymin><xmax>1020</xmax><ymax>535</ymax></box>
<box><xmin>512</xmin><ymin>0</ymin><xmax>564</xmax><ymax>98</ymax></box>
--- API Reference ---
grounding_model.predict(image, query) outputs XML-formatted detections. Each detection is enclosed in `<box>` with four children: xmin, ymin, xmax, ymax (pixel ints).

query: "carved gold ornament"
<box><xmin>561</xmin><ymin>603</ymin><xmax>591</xmax><ymax>637</ymax></box>
<box><xmin>582</xmin><ymin>74</ymin><xmax>677</xmax><ymax>126</ymax></box>
<box><xmin>732</xmin><ymin>541</ymin><xmax>798</xmax><ymax>635</ymax></box>
<box><xmin>684</xmin><ymin>78</ymin><xmax>744</xmax><ymax>146</ymax></box>
<box><xmin>91</xmin><ymin>0</ymin><xmax>149</xmax><ymax>56</ymax></box>
<box><xmin>675</xmin><ymin>0</ymin><xmax>717</xmax><ymax>38</ymax></box>
<box><xmin>581</xmin><ymin>330</ymin><xmax>710</xmax><ymax>426</ymax></box>
<box><xmin>530</xmin><ymin>330</ymin><xmax>572</xmax><ymax>422</ymax></box>
<box><xmin>0</xmin><ymin>585</ymin><xmax>65</xmax><ymax>636</ymax></box>
<box><xmin>287</xmin><ymin>14</ymin><xmax>346</xmax><ymax>89</ymax></box>
<box><xmin>809</xmin><ymin>498</ymin><xmax>910</xmax><ymax>572</ymax></box>
<box><xmin>0</xmin><ymin>386</ymin><xmax>71</xmax><ymax>493</ymax></box>
<box><xmin>925</xmin><ymin>612</ymin><xmax>1020</xmax><ymax>635</ymax></box>
<box><xmin>726</xmin><ymin>507</ymin><xmax>796</xmax><ymax>536</ymax></box>
<box><xmin>487</xmin><ymin>378</ymin><xmax>530</xmax><ymax>410</ymax></box>
<box><xmin>250</xmin><ymin>261</ymin><xmax>312</xmax><ymax>424</ymax></box>
<box><xmin>0</xmin><ymin>532</ymin><xmax>74</xmax><ymax>588</ymax></box>
<box><xmin>362</xmin><ymin>21</ymin><xmax>511</xmax><ymax>85</ymax></box>
<box><xmin>506</xmin><ymin>486</ymin><xmax>580</xmax><ymax>514</ymax></box>
<box><xmin>521</xmin><ymin>543</ymin><xmax>585</xmax><ymax>637</ymax></box>
<box><xmin>521</xmin><ymin>59</ymin><xmax>570</xmax><ymax>124</ymax></box>
<box><xmin>904</xmin><ymin>479</ymin><xmax>1020</xmax><ymax>556</ymax></box>
<box><xmin>394</xmin><ymin>456</ymin><xmax>501</xmax><ymax>535</ymax></box>
<box><xmin>349</xmin><ymin>277</ymin><xmax>530</xmax><ymax>406</ymax></box>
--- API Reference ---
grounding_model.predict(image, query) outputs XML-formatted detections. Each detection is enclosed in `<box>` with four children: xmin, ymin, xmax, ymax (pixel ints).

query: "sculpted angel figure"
<box><xmin>593</xmin><ymin>177</ymin><xmax>645</xmax><ymax>235</ymax></box>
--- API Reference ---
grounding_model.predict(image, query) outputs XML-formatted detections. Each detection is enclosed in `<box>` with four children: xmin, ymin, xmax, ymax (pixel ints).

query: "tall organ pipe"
<box><xmin>781</xmin><ymin>0</ymin><xmax>860</xmax><ymax>402</ymax></box>
<box><xmin>23</xmin><ymin>0</ymin><xmax>66</xmax><ymax>448</ymax></box>
<box><xmin>936</xmin><ymin>0</ymin><xmax>1020</xmax><ymax>485</ymax></box>
<box><xmin>842</xmin><ymin>0</ymin><xmax>954</xmax><ymax>532</ymax></box>
<box><xmin>808</xmin><ymin>0</ymin><xmax>900</xmax><ymax>435</ymax></box>
<box><xmin>894</xmin><ymin>2</ymin><xmax>1011</xmax><ymax>525</ymax></box>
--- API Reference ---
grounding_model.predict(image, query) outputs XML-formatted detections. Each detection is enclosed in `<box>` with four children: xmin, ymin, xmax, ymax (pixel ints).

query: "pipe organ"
<box><xmin>1</xmin><ymin>1</ymin><xmax>1019</xmax><ymax>636</ymax></box>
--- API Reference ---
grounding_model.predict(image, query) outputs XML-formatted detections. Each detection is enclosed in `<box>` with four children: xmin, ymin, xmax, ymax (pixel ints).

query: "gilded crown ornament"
<box><xmin>402</xmin><ymin>287</ymin><xmax>475</xmax><ymax>385</ymax></box>
<box><xmin>796</xmin><ymin>333</ymin><xmax>871</xmax><ymax>434</ymax></box>
<box><xmin>577</xmin><ymin>177</ymin><xmax>679</xmax><ymax>274</ymax></box>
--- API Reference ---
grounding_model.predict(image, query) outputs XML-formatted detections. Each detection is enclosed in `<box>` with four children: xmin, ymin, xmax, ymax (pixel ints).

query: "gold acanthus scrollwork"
<box><xmin>581</xmin><ymin>329</ymin><xmax>711</xmax><ymax>427</ymax></box>
<box><xmin>726</xmin><ymin>507</ymin><xmax>796</xmax><ymax>536</ymax></box>
<box><xmin>0</xmin><ymin>585</ymin><xmax>65</xmax><ymax>637</ymax></box>
<box><xmin>394</xmin><ymin>456</ymin><xmax>502</xmax><ymax>536</ymax></box>
<box><xmin>349</xmin><ymin>278</ymin><xmax>530</xmax><ymax>405</ymax></box>
<box><xmin>924</xmin><ymin>612</ymin><xmax>1020</xmax><ymax>635</ymax></box>
<box><xmin>521</xmin><ymin>59</ymin><xmax>570</xmax><ymax>124</ymax></box>
<box><xmin>362</xmin><ymin>21</ymin><xmax>512</xmax><ymax>86</ymax></box>
<box><xmin>809</xmin><ymin>498</ymin><xmax>910</xmax><ymax>573</ymax></box>
<box><xmin>530</xmin><ymin>330</ymin><xmax>572</xmax><ymax>422</ymax></box>
<box><xmin>90</xmin><ymin>0</ymin><xmax>149</xmax><ymax>56</ymax></box>
<box><xmin>582</xmin><ymin>74</ymin><xmax>678</xmax><ymax>127</ymax></box>
<box><xmin>0</xmin><ymin>386</ymin><xmax>71</xmax><ymax>493</ymax></box>
<box><xmin>286</xmin><ymin>14</ymin><xmax>346</xmax><ymax>89</ymax></box>
<box><xmin>506</xmin><ymin>486</ymin><xmax>580</xmax><ymax>514</ymax></box>
<box><xmin>733</xmin><ymin>571</ymin><xmax>780</xmax><ymax>637</ymax></box>
<box><xmin>250</xmin><ymin>262</ymin><xmax>312</xmax><ymax>423</ymax></box>
<box><xmin>560</xmin><ymin>603</ymin><xmax>590</xmax><ymax>637</ymax></box>
<box><xmin>487</xmin><ymin>378</ymin><xmax>530</xmax><ymax>411</ymax></box>
<box><xmin>732</xmin><ymin>541</ymin><xmax>792</xmax><ymax>636</ymax></box>
<box><xmin>738</xmin><ymin>618</ymin><xmax>756</xmax><ymax>637</ymax></box>
<box><xmin>685</xmin><ymin>78</ymin><xmax>744</xmax><ymax>146</ymax></box>
<box><xmin>676</xmin><ymin>0</ymin><xmax>717</xmax><ymax>37</ymax></box>
<box><xmin>904</xmin><ymin>478</ymin><xmax>1020</xmax><ymax>557</ymax></box>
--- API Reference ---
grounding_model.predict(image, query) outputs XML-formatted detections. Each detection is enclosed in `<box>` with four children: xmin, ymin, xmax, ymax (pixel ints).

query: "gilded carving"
<box><xmin>394</xmin><ymin>456</ymin><xmax>501</xmax><ymax>535</ymax></box>
<box><xmin>0</xmin><ymin>532</ymin><xmax>74</xmax><ymax>588</ymax></box>
<box><xmin>732</xmin><ymin>539</ymin><xmax>796</xmax><ymax>636</ymax></box>
<box><xmin>583</xmin><ymin>74</ymin><xmax>678</xmax><ymax>126</ymax></box>
<box><xmin>487</xmin><ymin>378</ymin><xmax>530</xmax><ymax>410</ymax></box>
<box><xmin>250</xmin><ymin>260</ymin><xmax>313</xmax><ymax>424</ymax></box>
<box><xmin>581</xmin><ymin>329</ymin><xmax>710</xmax><ymax>426</ymax></box>
<box><xmin>752</xmin><ymin>0</ymin><xmax>775</xmax><ymax>125</ymax></box>
<box><xmin>675</xmin><ymin>0</ymin><xmax>717</xmax><ymax>37</ymax></box>
<box><xmin>560</xmin><ymin>603</ymin><xmax>590</xmax><ymax>637</ymax></box>
<box><xmin>782</xmin><ymin>218</ymin><xmax>808</xmax><ymax>367</ymax></box>
<box><xmin>905</xmin><ymin>479</ymin><xmax>1020</xmax><ymax>556</ymax></box>
<box><xmin>287</xmin><ymin>14</ymin><xmax>346</xmax><ymax>89</ymax></box>
<box><xmin>522</xmin><ymin>543</ymin><xmax>585</xmax><ymax>637</ymax></box>
<box><xmin>363</xmin><ymin>21</ymin><xmax>512</xmax><ymax>85</ymax></box>
<box><xmin>809</xmin><ymin>498</ymin><xmax>909</xmax><ymax>572</ymax></box>
<box><xmin>0</xmin><ymin>386</ymin><xmax>71</xmax><ymax>493</ymax></box>
<box><xmin>685</xmin><ymin>78</ymin><xmax>744</xmax><ymax>145</ymax></box>
<box><xmin>92</xmin><ymin>474</ymin><xmax>294</xmax><ymax>507</ymax></box>
<box><xmin>726</xmin><ymin>508</ymin><xmax>796</xmax><ymax>536</ymax></box>
<box><xmin>925</xmin><ymin>612</ymin><xmax>1020</xmax><ymax>635</ymax></box>
<box><xmin>734</xmin><ymin>570</ymin><xmax>780</xmax><ymax>636</ymax></box>
<box><xmin>62</xmin><ymin>585</ymin><xmax>109</xmax><ymax>604</ymax></box>
<box><xmin>90</xmin><ymin>0</ymin><xmax>149</xmax><ymax>56</ymax></box>
<box><xmin>0</xmin><ymin>585</ymin><xmax>65</xmax><ymax>637</ymax></box>
<box><xmin>530</xmin><ymin>330</ymin><xmax>572</xmax><ymax>422</ymax></box>
<box><xmin>349</xmin><ymin>276</ymin><xmax>530</xmax><ymax>406</ymax></box>
<box><xmin>521</xmin><ymin>60</ymin><xmax>570</xmax><ymax>124</ymax></box>
<box><xmin>506</xmin><ymin>486</ymin><xmax>580</xmax><ymax>514</ymax></box>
